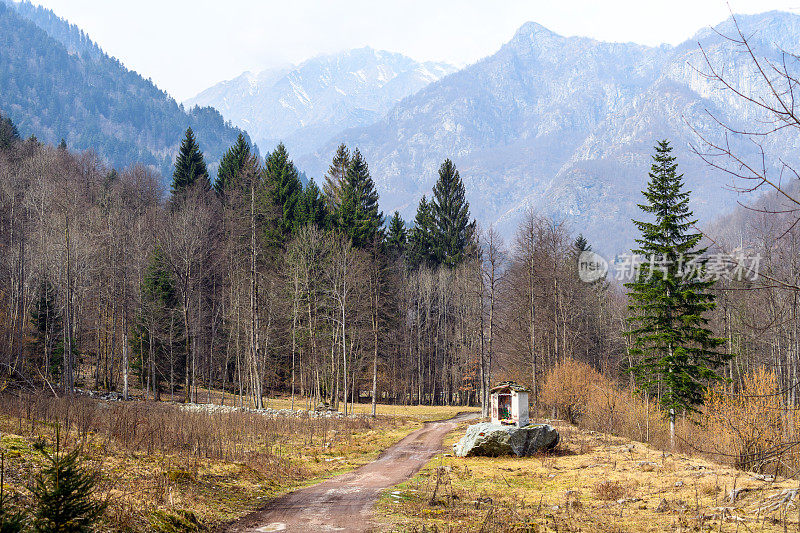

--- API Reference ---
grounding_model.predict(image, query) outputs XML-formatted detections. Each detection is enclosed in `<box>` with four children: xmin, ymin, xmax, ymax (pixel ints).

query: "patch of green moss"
<box><xmin>148</xmin><ymin>509</ymin><xmax>204</xmax><ymax>533</ymax></box>
<box><xmin>164</xmin><ymin>469</ymin><xmax>195</xmax><ymax>483</ymax></box>
<box><xmin>1</xmin><ymin>435</ymin><xmax>30</xmax><ymax>458</ymax></box>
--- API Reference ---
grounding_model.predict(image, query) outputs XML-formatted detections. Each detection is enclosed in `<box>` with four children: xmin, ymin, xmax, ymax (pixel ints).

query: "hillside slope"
<box><xmin>0</xmin><ymin>0</ymin><xmax>251</xmax><ymax>178</ymax></box>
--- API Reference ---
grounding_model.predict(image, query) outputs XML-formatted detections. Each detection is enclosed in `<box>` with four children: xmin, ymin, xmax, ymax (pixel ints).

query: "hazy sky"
<box><xmin>20</xmin><ymin>0</ymin><xmax>800</xmax><ymax>101</ymax></box>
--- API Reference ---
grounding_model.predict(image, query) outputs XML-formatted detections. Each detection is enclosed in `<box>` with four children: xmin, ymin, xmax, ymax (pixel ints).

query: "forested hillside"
<box><xmin>0</xmin><ymin>106</ymin><xmax>788</xmax><ymax>420</ymax></box>
<box><xmin>0</xmin><ymin>0</ymin><xmax>251</xmax><ymax>178</ymax></box>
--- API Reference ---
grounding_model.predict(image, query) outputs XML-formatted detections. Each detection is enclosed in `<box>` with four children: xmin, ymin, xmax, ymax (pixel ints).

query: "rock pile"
<box><xmin>72</xmin><ymin>388</ymin><xmax>369</xmax><ymax>420</ymax></box>
<box><xmin>179</xmin><ymin>402</ymin><xmax>361</xmax><ymax>419</ymax></box>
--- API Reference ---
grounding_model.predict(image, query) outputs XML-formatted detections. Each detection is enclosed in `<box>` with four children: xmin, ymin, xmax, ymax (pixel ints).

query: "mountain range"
<box><xmin>185</xmin><ymin>48</ymin><xmax>455</xmax><ymax>158</ymax></box>
<box><xmin>294</xmin><ymin>12</ymin><xmax>800</xmax><ymax>255</ymax></box>
<box><xmin>0</xmin><ymin>0</ymin><xmax>251</xmax><ymax>178</ymax></box>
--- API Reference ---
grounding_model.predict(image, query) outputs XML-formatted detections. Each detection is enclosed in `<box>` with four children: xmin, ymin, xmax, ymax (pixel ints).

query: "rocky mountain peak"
<box><xmin>298</xmin><ymin>11</ymin><xmax>800</xmax><ymax>256</ymax></box>
<box><xmin>187</xmin><ymin>48</ymin><xmax>456</xmax><ymax>157</ymax></box>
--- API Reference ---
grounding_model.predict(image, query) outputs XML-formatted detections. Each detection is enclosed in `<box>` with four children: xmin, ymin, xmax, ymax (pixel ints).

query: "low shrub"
<box><xmin>593</xmin><ymin>480</ymin><xmax>626</xmax><ymax>501</ymax></box>
<box><xmin>703</xmin><ymin>368</ymin><xmax>788</xmax><ymax>473</ymax></box>
<box><xmin>540</xmin><ymin>358</ymin><xmax>678</xmax><ymax>451</ymax></box>
<box><xmin>30</xmin><ymin>447</ymin><xmax>106</xmax><ymax>533</ymax></box>
<box><xmin>540</xmin><ymin>358</ymin><xmax>606</xmax><ymax>424</ymax></box>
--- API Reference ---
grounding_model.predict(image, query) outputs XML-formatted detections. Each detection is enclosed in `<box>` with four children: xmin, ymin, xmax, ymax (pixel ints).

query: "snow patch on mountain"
<box><xmin>186</xmin><ymin>48</ymin><xmax>456</xmax><ymax>157</ymax></box>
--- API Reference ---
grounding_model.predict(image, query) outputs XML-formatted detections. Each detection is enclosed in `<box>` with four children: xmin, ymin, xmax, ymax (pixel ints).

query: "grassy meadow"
<box><xmin>0</xmin><ymin>392</ymin><xmax>468</xmax><ymax>531</ymax></box>
<box><xmin>376</xmin><ymin>419</ymin><xmax>800</xmax><ymax>532</ymax></box>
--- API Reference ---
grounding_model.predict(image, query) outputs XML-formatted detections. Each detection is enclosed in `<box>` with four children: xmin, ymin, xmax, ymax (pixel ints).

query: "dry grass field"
<box><xmin>9</xmin><ymin>387</ymin><xmax>794</xmax><ymax>533</ymax></box>
<box><xmin>0</xmin><ymin>393</ymin><xmax>467</xmax><ymax>531</ymax></box>
<box><xmin>376</xmin><ymin>419</ymin><xmax>800</xmax><ymax>532</ymax></box>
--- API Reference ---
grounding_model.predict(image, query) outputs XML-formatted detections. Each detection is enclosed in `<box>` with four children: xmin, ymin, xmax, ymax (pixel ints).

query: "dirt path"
<box><xmin>219</xmin><ymin>413</ymin><xmax>477</xmax><ymax>533</ymax></box>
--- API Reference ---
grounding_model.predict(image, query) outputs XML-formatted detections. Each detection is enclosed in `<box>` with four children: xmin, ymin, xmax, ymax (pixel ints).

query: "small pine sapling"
<box><xmin>30</xmin><ymin>437</ymin><xmax>106</xmax><ymax>533</ymax></box>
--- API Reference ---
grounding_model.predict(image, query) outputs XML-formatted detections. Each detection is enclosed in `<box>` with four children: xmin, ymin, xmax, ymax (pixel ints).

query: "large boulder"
<box><xmin>453</xmin><ymin>422</ymin><xmax>559</xmax><ymax>457</ymax></box>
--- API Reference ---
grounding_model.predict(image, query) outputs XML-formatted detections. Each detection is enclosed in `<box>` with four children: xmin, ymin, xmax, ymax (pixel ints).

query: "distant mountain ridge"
<box><xmin>186</xmin><ymin>48</ymin><xmax>456</xmax><ymax>157</ymax></box>
<box><xmin>297</xmin><ymin>12</ymin><xmax>800</xmax><ymax>255</ymax></box>
<box><xmin>0</xmin><ymin>0</ymin><xmax>251</xmax><ymax>179</ymax></box>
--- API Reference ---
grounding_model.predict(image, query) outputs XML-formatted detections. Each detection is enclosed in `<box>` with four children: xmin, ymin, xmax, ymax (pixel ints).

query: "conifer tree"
<box><xmin>214</xmin><ymin>133</ymin><xmax>251</xmax><ymax>194</ymax></box>
<box><xmin>103</xmin><ymin>169</ymin><xmax>118</xmax><ymax>189</ymax></box>
<box><xmin>385</xmin><ymin>212</ymin><xmax>407</xmax><ymax>258</ymax></box>
<box><xmin>337</xmin><ymin>149</ymin><xmax>382</xmax><ymax>248</ymax></box>
<box><xmin>573</xmin><ymin>234</ymin><xmax>590</xmax><ymax>253</ymax></box>
<box><xmin>0</xmin><ymin>112</ymin><xmax>19</xmax><ymax>150</ymax></box>
<box><xmin>296</xmin><ymin>180</ymin><xmax>329</xmax><ymax>229</ymax></box>
<box><xmin>323</xmin><ymin>144</ymin><xmax>349</xmax><ymax>213</ymax></box>
<box><xmin>429</xmin><ymin>159</ymin><xmax>476</xmax><ymax>267</ymax></box>
<box><xmin>625</xmin><ymin>140</ymin><xmax>729</xmax><ymax>446</ymax></box>
<box><xmin>408</xmin><ymin>196</ymin><xmax>435</xmax><ymax>268</ymax></box>
<box><xmin>263</xmin><ymin>143</ymin><xmax>302</xmax><ymax>245</ymax></box>
<box><xmin>136</xmin><ymin>246</ymin><xmax>179</xmax><ymax>399</ymax></box>
<box><xmin>171</xmin><ymin>127</ymin><xmax>209</xmax><ymax>196</ymax></box>
<box><xmin>30</xmin><ymin>446</ymin><xmax>106</xmax><ymax>532</ymax></box>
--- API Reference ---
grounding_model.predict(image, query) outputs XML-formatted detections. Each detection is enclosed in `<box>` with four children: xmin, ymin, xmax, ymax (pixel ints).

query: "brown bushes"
<box><xmin>540</xmin><ymin>358</ymin><xmax>606</xmax><ymax>424</ymax></box>
<box><xmin>703</xmin><ymin>368</ymin><xmax>793</xmax><ymax>473</ymax></box>
<box><xmin>540</xmin><ymin>358</ymin><xmax>671</xmax><ymax>447</ymax></box>
<box><xmin>541</xmin><ymin>359</ymin><xmax>800</xmax><ymax>475</ymax></box>
<box><xmin>0</xmin><ymin>393</ymin><xmax>376</xmax><ymax>464</ymax></box>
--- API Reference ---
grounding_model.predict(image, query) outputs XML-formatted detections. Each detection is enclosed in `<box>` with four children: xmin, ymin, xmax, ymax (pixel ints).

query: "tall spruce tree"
<box><xmin>337</xmin><ymin>149</ymin><xmax>382</xmax><ymax>248</ymax></box>
<box><xmin>171</xmin><ymin>128</ymin><xmax>209</xmax><ymax>195</ymax></box>
<box><xmin>323</xmin><ymin>144</ymin><xmax>349</xmax><ymax>213</ymax></box>
<box><xmin>263</xmin><ymin>143</ymin><xmax>303</xmax><ymax>245</ymax></box>
<box><xmin>408</xmin><ymin>196</ymin><xmax>435</xmax><ymax>268</ymax></box>
<box><xmin>386</xmin><ymin>212</ymin><xmax>408</xmax><ymax>258</ymax></box>
<box><xmin>625</xmin><ymin>140</ymin><xmax>729</xmax><ymax>446</ymax></box>
<box><xmin>214</xmin><ymin>133</ymin><xmax>251</xmax><ymax>194</ymax></box>
<box><xmin>430</xmin><ymin>159</ymin><xmax>476</xmax><ymax>267</ymax></box>
<box><xmin>297</xmin><ymin>179</ymin><xmax>329</xmax><ymax>229</ymax></box>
